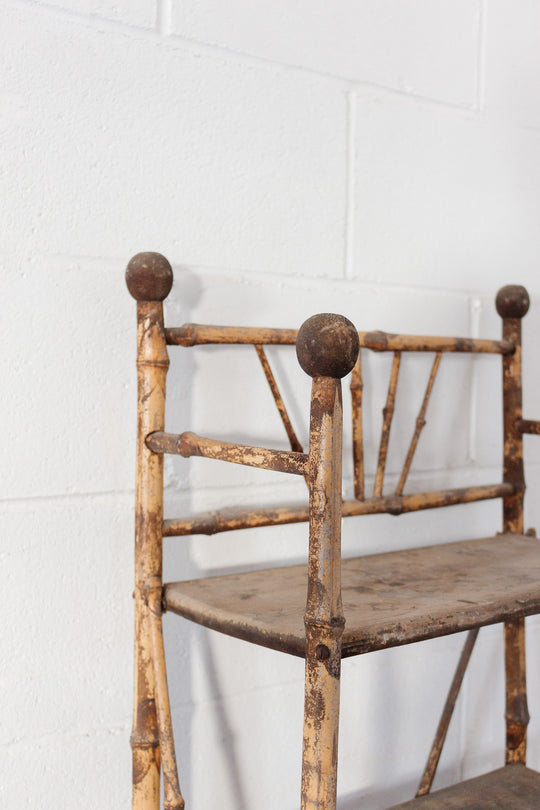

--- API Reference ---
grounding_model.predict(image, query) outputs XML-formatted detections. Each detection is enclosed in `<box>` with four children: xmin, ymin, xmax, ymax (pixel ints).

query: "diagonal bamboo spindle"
<box><xmin>350</xmin><ymin>353</ymin><xmax>364</xmax><ymax>500</ymax></box>
<box><xmin>255</xmin><ymin>344</ymin><xmax>304</xmax><ymax>453</ymax></box>
<box><xmin>395</xmin><ymin>352</ymin><xmax>442</xmax><ymax>496</ymax></box>
<box><xmin>374</xmin><ymin>352</ymin><xmax>401</xmax><ymax>498</ymax></box>
<box><xmin>254</xmin><ymin>344</ymin><xmax>310</xmax><ymax>488</ymax></box>
<box><xmin>416</xmin><ymin>628</ymin><xmax>479</xmax><ymax>796</ymax></box>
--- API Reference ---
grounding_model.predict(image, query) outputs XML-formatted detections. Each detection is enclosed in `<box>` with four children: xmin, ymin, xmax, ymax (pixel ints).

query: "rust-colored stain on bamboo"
<box><xmin>517</xmin><ymin>418</ymin><xmax>540</xmax><ymax>435</ymax></box>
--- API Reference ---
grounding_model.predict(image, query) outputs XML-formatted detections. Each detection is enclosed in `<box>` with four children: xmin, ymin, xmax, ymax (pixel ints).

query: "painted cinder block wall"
<box><xmin>4</xmin><ymin>1</ymin><xmax>540</xmax><ymax>807</ymax></box>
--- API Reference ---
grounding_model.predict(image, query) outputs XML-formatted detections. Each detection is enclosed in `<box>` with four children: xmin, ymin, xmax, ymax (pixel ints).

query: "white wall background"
<box><xmin>4</xmin><ymin>1</ymin><xmax>540</xmax><ymax>808</ymax></box>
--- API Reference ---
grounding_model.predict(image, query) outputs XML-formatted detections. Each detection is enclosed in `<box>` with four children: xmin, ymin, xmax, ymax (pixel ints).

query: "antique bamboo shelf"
<box><xmin>126</xmin><ymin>252</ymin><xmax>540</xmax><ymax>809</ymax></box>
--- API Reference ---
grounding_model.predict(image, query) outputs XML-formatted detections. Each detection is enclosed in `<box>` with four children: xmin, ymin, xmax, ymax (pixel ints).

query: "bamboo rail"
<box><xmin>360</xmin><ymin>331</ymin><xmax>514</xmax><ymax>355</ymax></box>
<box><xmin>165</xmin><ymin>323</ymin><xmax>514</xmax><ymax>354</ymax></box>
<box><xmin>517</xmin><ymin>419</ymin><xmax>540</xmax><ymax>435</ymax></box>
<box><xmin>165</xmin><ymin>324</ymin><xmax>298</xmax><ymax>346</ymax></box>
<box><xmin>162</xmin><ymin>483</ymin><xmax>514</xmax><ymax>537</ymax></box>
<box><xmin>146</xmin><ymin>431</ymin><xmax>308</xmax><ymax>476</ymax></box>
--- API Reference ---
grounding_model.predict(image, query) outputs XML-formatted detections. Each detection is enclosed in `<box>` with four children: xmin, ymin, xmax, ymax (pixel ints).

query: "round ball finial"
<box><xmin>296</xmin><ymin>313</ymin><xmax>359</xmax><ymax>379</ymax></box>
<box><xmin>125</xmin><ymin>252</ymin><xmax>173</xmax><ymax>301</ymax></box>
<box><xmin>495</xmin><ymin>285</ymin><xmax>530</xmax><ymax>319</ymax></box>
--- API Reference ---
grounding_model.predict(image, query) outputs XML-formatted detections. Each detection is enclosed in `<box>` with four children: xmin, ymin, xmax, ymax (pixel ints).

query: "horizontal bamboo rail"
<box><xmin>146</xmin><ymin>431</ymin><xmax>309</xmax><ymax>476</ymax></box>
<box><xmin>360</xmin><ymin>331</ymin><xmax>514</xmax><ymax>355</ymax></box>
<box><xmin>165</xmin><ymin>323</ymin><xmax>514</xmax><ymax>355</ymax></box>
<box><xmin>165</xmin><ymin>324</ymin><xmax>298</xmax><ymax>346</ymax></box>
<box><xmin>162</xmin><ymin>482</ymin><xmax>514</xmax><ymax>537</ymax></box>
<box><xmin>517</xmin><ymin>419</ymin><xmax>540</xmax><ymax>435</ymax></box>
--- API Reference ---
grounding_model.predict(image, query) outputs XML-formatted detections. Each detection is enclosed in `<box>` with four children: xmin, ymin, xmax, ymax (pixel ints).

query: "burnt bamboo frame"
<box><xmin>127</xmin><ymin>254</ymin><xmax>537</xmax><ymax>809</ymax></box>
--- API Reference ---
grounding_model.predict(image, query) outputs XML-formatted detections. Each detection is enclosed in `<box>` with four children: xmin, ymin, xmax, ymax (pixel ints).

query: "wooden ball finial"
<box><xmin>495</xmin><ymin>285</ymin><xmax>530</xmax><ymax>319</ymax></box>
<box><xmin>296</xmin><ymin>313</ymin><xmax>359</xmax><ymax>379</ymax></box>
<box><xmin>125</xmin><ymin>252</ymin><xmax>173</xmax><ymax>301</ymax></box>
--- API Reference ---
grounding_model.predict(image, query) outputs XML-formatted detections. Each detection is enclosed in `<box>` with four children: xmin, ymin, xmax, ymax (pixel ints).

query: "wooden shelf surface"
<box><xmin>164</xmin><ymin>534</ymin><xmax>540</xmax><ymax>658</ymax></box>
<box><xmin>388</xmin><ymin>765</ymin><xmax>540</xmax><ymax>808</ymax></box>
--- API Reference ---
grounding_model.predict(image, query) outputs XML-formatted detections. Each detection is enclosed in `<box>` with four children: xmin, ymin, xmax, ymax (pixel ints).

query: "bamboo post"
<box><xmin>126</xmin><ymin>253</ymin><xmax>174</xmax><ymax>810</ymax></box>
<box><xmin>496</xmin><ymin>284</ymin><xmax>531</xmax><ymax>765</ymax></box>
<box><xmin>296</xmin><ymin>313</ymin><xmax>359</xmax><ymax>810</ymax></box>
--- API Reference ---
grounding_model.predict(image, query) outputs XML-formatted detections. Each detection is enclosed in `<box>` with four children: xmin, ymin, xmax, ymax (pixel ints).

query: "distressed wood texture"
<box><xmin>389</xmin><ymin>765</ymin><xmax>540</xmax><ymax>808</ymax></box>
<box><xmin>497</xmin><ymin>285</ymin><xmax>531</xmax><ymax>765</ymax></box>
<box><xmin>127</xmin><ymin>254</ymin><xmax>173</xmax><ymax>810</ymax></box>
<box><xmin>164</xmin><ymin>534</ymin><xmax>540</xmax><ymax>658</ymax></box>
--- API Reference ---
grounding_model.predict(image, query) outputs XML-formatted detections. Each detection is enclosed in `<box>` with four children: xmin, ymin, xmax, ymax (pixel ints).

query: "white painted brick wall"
<box><xmin>3</xmin><ymin>2</ymin><xmax>540</xmax><ymax>808</ymax></box>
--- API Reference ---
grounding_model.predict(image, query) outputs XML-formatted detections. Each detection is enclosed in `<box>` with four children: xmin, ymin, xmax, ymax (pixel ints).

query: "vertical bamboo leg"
<box><xmin>147</xmin><ymin>580</ymin><xmax>184</xmax><ymax>810</ymax></box>
<box><xmin>296</xmin><ymin>314</ymin><xmax>359</xmax><ymax>810</ymax></box>
<box><xmin>505</xmin><ymin>618</ymin><xmax>529</xmax><ymax>764</ymax></box>
<box><xmin>496</xmin><ymin>285</ymin><xmax>530</xmax><ymax>765</ymax></box>
<box><xmin>127</xmin><ymin>253</ymin><xmax>174</xmax><ymax>810</ymax></box>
